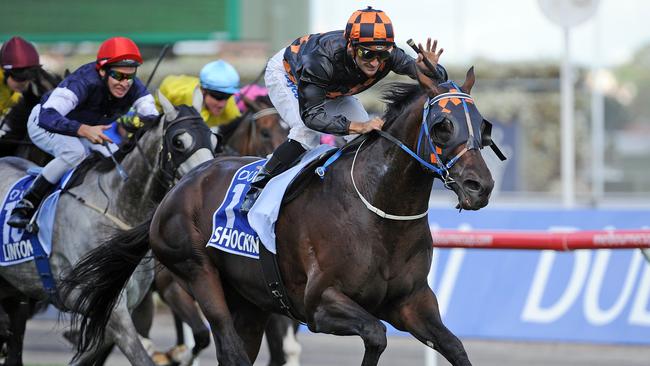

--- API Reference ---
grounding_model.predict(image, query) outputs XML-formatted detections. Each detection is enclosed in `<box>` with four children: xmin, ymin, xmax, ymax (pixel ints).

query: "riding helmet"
<box><xmin>199</xmin><ymin>60</ymin><xmax>240</xmax><ymax>94</ymax></box>
<box><xmin>96</xmin><ymin>36</ymin><xmax>143</xmax><ymax>70</ymax></box>
<box><xmin>344</xmin><ymin>6</ymin><xmax>395</xmax><ymax>48</ymax></box>
<box><xmin>0</xmin><ymin>36</ymin><xmax>40</xmax><ymax>70</ymax></box>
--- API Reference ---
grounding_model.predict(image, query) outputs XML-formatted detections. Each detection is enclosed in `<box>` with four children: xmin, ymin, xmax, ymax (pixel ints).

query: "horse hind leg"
<box><xmin>69</xmin><ymin>301</ymin><xmax>157</xmax><ymax>366</ymax></box>
<box><xmin>307</xmin><ymin>287</ymin><xmax>387</xmax><ymax>366</ymax></box>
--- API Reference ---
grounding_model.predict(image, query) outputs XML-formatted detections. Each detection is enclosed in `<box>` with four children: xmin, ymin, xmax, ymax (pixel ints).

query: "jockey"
<box><xmin>0</xmin><ymin>36</ymin><xmax>61</xmax><ymax>155</ymax></box>
<box><xmin>157</xmin><ymin>60</ymin><xmax>241</xmax><ymax>133</ymax></box>
<box><xmin>7</xmin><ymin>36</ymin><xmax>159</xmax><ymax>228</ymax></box>
<box><xmin>240</xmin><ymin>6</ymin><xmax>447</xmax><ymax>211</ymax></box>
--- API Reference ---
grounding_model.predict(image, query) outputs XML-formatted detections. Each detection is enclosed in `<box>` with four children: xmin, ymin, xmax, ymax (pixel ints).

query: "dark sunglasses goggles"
<box><xmin>205</xmin><ymin>89</ymin><xmax>233</xmax><ymax>101</ymax></box>
<box><xmin>356</xmin><ymin>47</ymin><xmax>392</xmax><ymax>61</ymax></box>
<box><xmin>5</xmin><ymin>68</ymin><xmax>37</xmax><ymax>82</ymax></box>
<box><xmin>108</xmin><ymin>69</ymin><xmax>136</xmax><ymax>82</ymax></box>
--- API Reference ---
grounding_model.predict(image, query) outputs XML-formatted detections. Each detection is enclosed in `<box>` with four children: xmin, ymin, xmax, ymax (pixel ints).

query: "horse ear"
<box><xmin>461</xmin><ymin>66</ymin><xmax>475</xmax><ymax>94</ymax></box>
<box><xmin>157</xmin><ymin>89</ymin><xmax>178</xmax><ymax>120</ymax></box>
<box><xmin>416</xmin><ymin>67</ymin><xmax>440</xmax><ymax>98</ymax></box>
<box><xmin>241</xmin><ymin>95</ymin><xmax>262</xmax><ymax>112</ymax></box>
<box><xmin>191</xmin><ymin>88</ymin><xmax>203</xmax><ymax>113</ymax></box>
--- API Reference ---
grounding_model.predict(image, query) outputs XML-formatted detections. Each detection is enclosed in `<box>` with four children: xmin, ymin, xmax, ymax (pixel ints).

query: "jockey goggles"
<box><xmin>107</xmin><ymin>69</ymin><xmax>136</xmax><ymax>82</ymax></box>
<box><xmin>356</xmin><ymin>46</ymin><xmax>392</xmax><ymax>62</ymax></box>
<box><xmin>5</xmin><ymin>67</ymin><xmax>36</xmax><ymax>82</ymax></box>
<box><xmin>205</xmin><ymin>89</ymin><xmax>232</xmax><ymax>101</ymax></box>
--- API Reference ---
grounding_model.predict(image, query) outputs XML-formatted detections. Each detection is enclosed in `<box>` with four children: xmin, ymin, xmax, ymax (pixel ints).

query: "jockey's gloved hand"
<box><xmin>117</xmin><ymin>111</ymin><xmax>142</xmax><ymax>134</ymax></box>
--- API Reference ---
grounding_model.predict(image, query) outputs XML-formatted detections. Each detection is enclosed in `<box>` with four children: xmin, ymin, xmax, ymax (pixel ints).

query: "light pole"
<box><xmin>538</xmin><ymin>0</ymin><xmax>600</xmax><ymax>208</ymax></box>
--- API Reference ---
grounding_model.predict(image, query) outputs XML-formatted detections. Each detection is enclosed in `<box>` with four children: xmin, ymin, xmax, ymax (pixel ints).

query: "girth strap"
<box><xmin>259</xmin><ymin>245</ymin><xmax>303</xmax><ymax>322</ymax></box>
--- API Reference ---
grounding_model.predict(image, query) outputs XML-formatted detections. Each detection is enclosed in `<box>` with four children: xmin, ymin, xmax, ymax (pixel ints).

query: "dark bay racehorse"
<box><xmin>63</xmin><ymin>67</ymin><xmax>500</xmax><ymax>366</ymax></box>
<box><xmin>221</xmin><ymin>93</ymin><xmax>288</xmax><ymax>157</ymax></box>
<box><xmin>151</xmin><ymin>91</ymin><xmax>294</xmax><ymax>365</ymax></box>
<box><xmin>0</xmin><ymin>92</ymin><xmax>215</xmax><ymax>366</ymax></box>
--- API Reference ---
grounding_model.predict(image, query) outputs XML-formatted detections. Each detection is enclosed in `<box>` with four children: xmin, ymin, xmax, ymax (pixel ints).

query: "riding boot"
<box><xmin>7</xmin><ymin>175</ymin><xmax>55</xmax><ymax>228</ymax></box>
<box><xmin>240</xmin><ymin>139</ymin><xmax>306</xmax><ymax>213</ymax></box>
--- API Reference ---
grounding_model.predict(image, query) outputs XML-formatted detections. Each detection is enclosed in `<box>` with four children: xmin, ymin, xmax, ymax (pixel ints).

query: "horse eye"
<box><xmin>172</xmin><ymin>138</ymin><xmax>184</xmax><ymax>149</ymax></box>
<box><xmin>261</xmin><ymin>129</ymin><xmax>271</xmax><ymax>138</ymax></box>
<box><xmin>172</xmin><ymin>132</ymin><xmax>191</xmax><ymax>150</ymax></box>
<box><xmin>432</xmin><ymin>119</ymin><xmax>454</xmax><ymax>144</ymax></box>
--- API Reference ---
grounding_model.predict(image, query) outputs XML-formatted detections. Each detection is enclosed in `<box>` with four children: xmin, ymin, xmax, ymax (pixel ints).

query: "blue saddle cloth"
<box><xmin>206</xmin><ymin>145</ymin><xmax>336</xmax><ymax>259</ymax></box>
<box><xmin>207</xmin><ymin>160</ymin><xmax>266</xmax><ymax>259</ymax></box>
<box><xmin>0</xmin><ymin>169</ymin><xmax>72</xmax><ymax>266</ymax></box>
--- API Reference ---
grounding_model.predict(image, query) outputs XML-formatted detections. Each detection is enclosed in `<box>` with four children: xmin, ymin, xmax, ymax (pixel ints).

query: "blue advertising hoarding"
<box><xmin>427</xmin><ymin>208</ymin><xmax>650</xmax><ymax>344</ymax></box>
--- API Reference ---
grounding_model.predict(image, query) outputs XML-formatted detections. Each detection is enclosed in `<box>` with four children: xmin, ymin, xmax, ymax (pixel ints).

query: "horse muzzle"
<box><xmin>452</xmin><ymin>172</ymin><xmax>494</xmax><ymax>211</ymax></box>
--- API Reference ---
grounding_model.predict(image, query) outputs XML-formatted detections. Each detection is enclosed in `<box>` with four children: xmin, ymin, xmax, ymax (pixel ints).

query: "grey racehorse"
<box><xmin>0</xmin><ymin>92</ymin><xmax>215</xmax><ymax>366</ymax></box>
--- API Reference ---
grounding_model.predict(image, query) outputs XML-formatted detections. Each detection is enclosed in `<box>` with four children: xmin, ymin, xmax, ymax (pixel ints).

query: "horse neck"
<box><xmin>351</xmin><ymin>95</ymin><xmax>434</xmax><ymax>215</ymax></box>
<box><xmin>229</xmin><ymin>114</ymin><xmax>253</xmax><ymax>155</ymax></box>
<box><xmin>104</xmin><ymin>122</ymin><xmax>164</xmax><ymax>222</ymax></box>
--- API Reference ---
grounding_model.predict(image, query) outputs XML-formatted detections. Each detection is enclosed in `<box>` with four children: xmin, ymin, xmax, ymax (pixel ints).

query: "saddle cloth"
<box><xmin>207</xmin><ymin>144</ymin><xmax>334</xmax><ymax>258</ymax></box>
<box><xmin>0</xmin><ymin>169</ymin><xmax>73</xmax><ymax>266</ymax></box>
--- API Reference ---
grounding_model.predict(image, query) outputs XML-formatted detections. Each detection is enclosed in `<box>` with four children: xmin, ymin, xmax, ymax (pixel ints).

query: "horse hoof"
<box><xmin>152</xmin><ymin>351</ymin><xmax>172</xmax><ymax>366</ymax></box>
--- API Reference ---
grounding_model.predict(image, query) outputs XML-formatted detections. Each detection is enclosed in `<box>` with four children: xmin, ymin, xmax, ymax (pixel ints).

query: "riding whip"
<box><xmin>406</xmin><ymin>39</ymin><xmax>442</xmax><ymax>80</ymax></box>
<box><xmin>103</xmin><ymin>141</ymin><xmax>129</xmax><ymax>181</ymax></box>
<box><xmin>145</xmin><ymin>43</ymin><xmax>171</xmax><ymax>90</ymax></box>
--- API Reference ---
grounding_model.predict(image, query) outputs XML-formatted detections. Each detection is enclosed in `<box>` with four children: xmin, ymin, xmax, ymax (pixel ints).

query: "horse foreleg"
<box><xmin>132</xmin><ymin>289</ymin><xmax>154</xmax><ymax>338</ymax></box>
<box><xmin>307</xmin><ymin>287</ymin><xmax>386</xmax><ymax>366</ymax></box>
<box><xmin>187</xmin><ymin>263</ymin><xmax>252</xmax><ymax>365</ymax></box>
<box><xmin>159</xmin><ymin>279</ymin><xmax>210</xmax><ymax>355</ymax></box>
<box><xmin>389</xmin><ymin>288</ymin><xmax>471</xmax><ymax>366</ymax></box>
<box><xmin>1</xmin><ymin>297</ymin><xmax>30</xmax><ymax>366</ymax></box>
<box><xmin>265</xmin><ymin>314</ymin><xmax>301</xmax><ymax>366</ymax></box>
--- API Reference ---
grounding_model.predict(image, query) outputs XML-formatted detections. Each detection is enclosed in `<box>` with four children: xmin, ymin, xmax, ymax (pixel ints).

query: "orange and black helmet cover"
<box><xmin>344</xmin><ymin>6</ymin><xmax>395</xmax><ymax>48</ymax></box>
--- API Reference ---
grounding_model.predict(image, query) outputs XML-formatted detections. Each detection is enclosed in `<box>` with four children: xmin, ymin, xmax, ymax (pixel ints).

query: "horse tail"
<box><xmin>60</xmin><ymin>216</ymin><xmax>153</xmax><ymax>358</ymax></box>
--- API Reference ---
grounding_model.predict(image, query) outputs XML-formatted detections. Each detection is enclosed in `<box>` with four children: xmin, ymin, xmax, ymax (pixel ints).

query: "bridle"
<box><xmin>244</xmin><ymin>106</ymin><xmax>280</xmax><ymax>156</ymax></box>
<box><xmin>317</xmin><ymin>86</ymin><xmax>504</xmax><ymax>221</ymax></box>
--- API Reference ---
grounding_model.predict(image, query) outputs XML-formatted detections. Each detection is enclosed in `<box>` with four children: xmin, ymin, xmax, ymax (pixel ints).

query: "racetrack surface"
<box><xmin>20</xmin><ymin>309</ymin><xmax>650</xmax><ymax>366</ymax></box>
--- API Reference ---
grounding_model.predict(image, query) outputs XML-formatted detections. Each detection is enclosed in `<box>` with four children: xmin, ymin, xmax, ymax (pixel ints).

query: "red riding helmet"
<box><xmin>96</xmin><ymin>37</ymin><xmax>143</xmax><ymax>70</ymax></box>
<box><xmin>344</xmin><ymin>6</ymin><xmax>395</xmax><ymax>47</ymax></box>
<box><xmin>1</xmin><ymin>36</ymin><xmax>40</xmax><ymax>70</ymax></box>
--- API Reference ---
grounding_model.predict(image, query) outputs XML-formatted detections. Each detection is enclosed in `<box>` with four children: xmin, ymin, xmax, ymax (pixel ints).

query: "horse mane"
<box><xmin>381</xmin><ymin>82</ymin><xmax>424</xmax><ymax>129</ymax></box>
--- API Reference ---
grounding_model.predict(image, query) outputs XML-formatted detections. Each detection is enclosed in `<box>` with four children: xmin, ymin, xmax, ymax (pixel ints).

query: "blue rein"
<box><xmin>316</xmin><ymin>90</ymin><xmax>475</xmax><ymax>190</ymax></box>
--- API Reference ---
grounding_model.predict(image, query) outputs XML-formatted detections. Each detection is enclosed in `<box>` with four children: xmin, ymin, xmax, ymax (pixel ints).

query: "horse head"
<box><xmin>157</xmin><ymin>90</ymin><xmax>216</xmax><ymax>184</ymax></box>
<box><xmin>230</xmin><ymin>95</ymin><xmax>287</xmax><ymax>157</ymax></box>
<box><xmin>418</xmin><ymin>67</ymin><xmax>505</xmax><ymax>210</ymax></box>
<box><xmin>382</xmin><ymin>67</ymin><xmax>504</xmax><ymax>211</ymax></box>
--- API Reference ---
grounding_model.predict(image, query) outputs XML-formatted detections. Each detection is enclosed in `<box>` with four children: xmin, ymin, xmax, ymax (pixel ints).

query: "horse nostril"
<box><xmin>463</xmin><ymin>179</ymin><xmax>481</xmax><ymax>193</ymax></box>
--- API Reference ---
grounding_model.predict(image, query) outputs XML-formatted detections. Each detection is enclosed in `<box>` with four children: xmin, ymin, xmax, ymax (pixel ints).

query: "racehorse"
<box><xmin>220</xmin><ymin>93</ymin><xmax>288</xmax><ymax>157</ymax></box>
<box><xmin>151</xmin><ymin>91</ymin><xmax>295</xmax><ymax>366</ymax></box>
<box><xmin>0</xmin><ymin>92</ymin><xmax>215</xmax><ymax>366</ymax></box>
<box><xmin>62</xmin><ymin>67</ymin><xmax>499</xmax><ymax>366</ymax></box>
